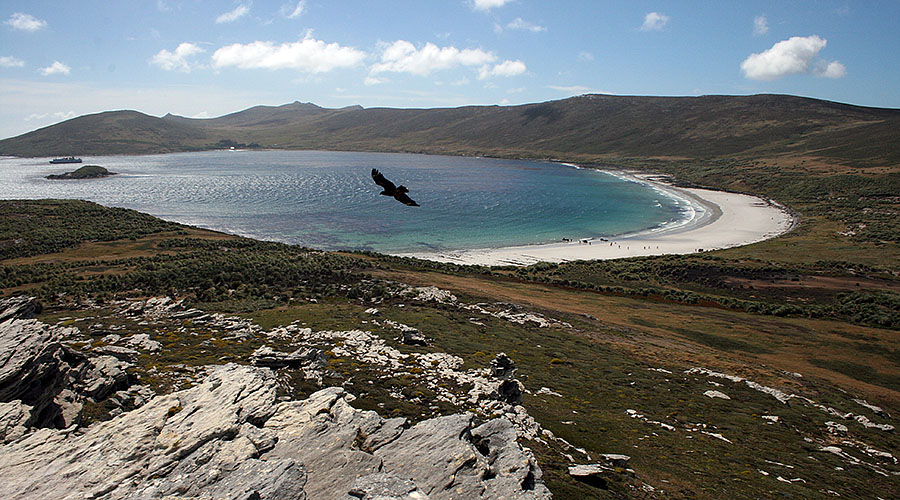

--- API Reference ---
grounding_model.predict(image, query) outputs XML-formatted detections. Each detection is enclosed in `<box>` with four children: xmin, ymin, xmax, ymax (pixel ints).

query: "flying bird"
<box><xmin>371</xmin><ymin>168</ymin><xmax>419</xmax><ymax>206</ymax></box>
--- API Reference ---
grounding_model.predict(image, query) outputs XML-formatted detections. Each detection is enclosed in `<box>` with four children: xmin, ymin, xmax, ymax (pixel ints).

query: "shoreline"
<box><xmin>397</xmin><ymin>169</ymin><xmax>796</xmax><ymax>266</ymax></box>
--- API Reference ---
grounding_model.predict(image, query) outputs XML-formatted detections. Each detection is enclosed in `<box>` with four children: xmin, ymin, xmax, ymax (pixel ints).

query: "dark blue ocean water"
<box><xmin>0</xmin><ymin>151</ymin><xmax>691</xmax><ymax>253</ymax></box>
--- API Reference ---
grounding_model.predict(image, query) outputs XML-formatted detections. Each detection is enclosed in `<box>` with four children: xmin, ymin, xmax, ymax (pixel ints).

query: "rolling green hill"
<box><xmin>3</xmin><ymin>94</ymin><xmax>899</xmax><ymax>167</ymax></box>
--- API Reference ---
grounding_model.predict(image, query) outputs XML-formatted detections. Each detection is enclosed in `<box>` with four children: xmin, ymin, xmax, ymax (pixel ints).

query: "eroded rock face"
<box><xmin>0</xmin><ymin>315</ymin><xmax>88</xmax><ymax>428</ymax></box>
<box><xmin>0</xmin><ymin>364</ymin><xmax>552</xmax><ymax>500</ymax></box>
<box><xmin>0</xmin><ymin>400</ymin><xmax>31</xmax><ymax>443</ymax></box>
<box><xmin>0</xmin><ymin>364</ymin><xmax>284</xmax><ymax>500</ymax></box>
<box><xmin>0</xmin><ymin>296</ymin><xmax>40</xmax><ymax>323</ymax></box>
<box><xmin>0</xmin><ymin>299</ymin><xmax>134</xmax><ymax>430</ymax></box>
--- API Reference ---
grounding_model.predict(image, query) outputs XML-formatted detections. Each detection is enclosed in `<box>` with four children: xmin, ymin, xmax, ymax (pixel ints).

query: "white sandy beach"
<box><xmin>398</xmin><ymin>172</ymin><xmax>796</xmax><ymax>266</ymax></box>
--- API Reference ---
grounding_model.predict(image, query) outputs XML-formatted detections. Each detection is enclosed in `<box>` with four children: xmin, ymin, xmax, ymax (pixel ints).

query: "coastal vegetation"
<box><xmin>2</xmin><ymin>198</ymin><xmax>899</xmax><ymax>499</ymax></box>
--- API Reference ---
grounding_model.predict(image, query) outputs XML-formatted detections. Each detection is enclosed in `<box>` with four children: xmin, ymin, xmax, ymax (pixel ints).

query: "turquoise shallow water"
<box><xmin>0</xmin><ymin>151</ymin><xmax>691</xmax><ymax>253</ymax></box>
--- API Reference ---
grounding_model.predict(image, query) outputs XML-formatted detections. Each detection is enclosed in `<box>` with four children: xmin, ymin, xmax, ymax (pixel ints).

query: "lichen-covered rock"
<box><xmin>0</xmin><ymin>296</ymin><xmax>40</xmax><ymax>323</ymax></box>
<box><xmin>78</xmin><ymin>355</ymin><xmax>131</xmax><ymax>400</ymax></box>
<box><xmin>0</xmin><ymin>364</ymin><xmax>283</xmax><ymax>500</ymax></box>
<box><xmin>470</xmin><ymin>418</ymin><xmax>548</xmax><ymax>497</ymax></box>
<box><xmin>265</xmin><ymin>387</ymin><xmax>405</xmax><ymax>499</ymax></box>
<box><xmin>123</xmin><ymin>333</ymin><xmax>162</xmax><ymax>352</ymax></box>
<box><xmin>250</xmin><ymin>345</ymin><xmax>325</xmax><ymax>370</ymax></box>
<box><xmin>0</xmin><ymin>400</ymin><xmax>31</xmax><ymax>443</ymax></box>
<box><xmin>348</xmin><ymin>473</ymin><xmax>429</xmax><ymax>500</ymax></box>
<box><xmin>0</xmin><ymin>317</ymin><xmax>87</xmax><ymax>428</ymax></box>
<box><xmin>378</xmin><ymin>414</ymin><xmax>551</xmax><ymax>500</ymax></box>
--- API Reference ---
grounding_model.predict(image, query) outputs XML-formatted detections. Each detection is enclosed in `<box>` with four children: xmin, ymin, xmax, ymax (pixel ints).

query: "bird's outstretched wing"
<box><xmin>395</xmin><ymin>192</ymin><xmax>419</xmax><ymax>207</ymax></box>
<box><xmin>371</xmin><ymin>168</ymin><xmax>396</xmax><ymax>191</ymax></box>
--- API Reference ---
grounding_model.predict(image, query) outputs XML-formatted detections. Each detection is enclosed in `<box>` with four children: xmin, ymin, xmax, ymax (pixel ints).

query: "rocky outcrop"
<box><xmin>0</xmin><ymin>400</ymin><xmax>31</xmax><ymax>443</ymax></box>
<box><xmin>568</xmin><ymin>455</ymin><xmax>633</xmax><ymax>490</ymax></box>
<box><xmin>0</xmin><ymin>297</ymin><xmax>133</xmax><ymax>430</ymax></box>
<box><xmin>0</xmin><ymin>296</ymin><xmax>40</xmax><ymax>323</ymax></box>
<box><xmin>0</xmin><ymin>296</ymin><xmax>552</xmax><ymax>498</ymax></box>
<box><xmin>0</xmin><ymin>364</ymin><xmax>284</xmax><ymax>500</ymax></box>
<box><xmin>0</xmin><ymin>364</ymin><xmax>551</xmax><ymax>500</ymax></box>
<box><xmin>349</xmin><ymin>473</ymin><xmax>429</xmax><ymax>499</ymax></box>
<box><xmin>0</xmin><ymin>314</ymin><xmax>87</xmax><ymax>428</ymax></box>
<box><xmin>490</xmin><ymin>352</ymin><xmax>517</xmax><ymax>379</ymax></box>
<box><xmin>249</xmin><ymin>345</ymin><xmax>325</xmax><ymax>370</ymax></box>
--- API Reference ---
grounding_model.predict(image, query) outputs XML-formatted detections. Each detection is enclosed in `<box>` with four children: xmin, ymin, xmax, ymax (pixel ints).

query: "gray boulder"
<box><xmin>264</xmin><ymin>387</ymin><xmax>406</xmax><ymax>498</ymax></box>
<box><xmin>78</xmin><ymin>355</ymin><xmax>132</xmax><ymax>400</ymax></box>
<box><xmin>378</xmin><ymin>414</ymin><xmax>551</xmax><ymax>499</ymax></box>
<box><xmin>348</xmin><ymin>473</ymin><xmax>429</xmax><ymax>500</ymax></box>
<box><xmin>400</xmin><ymin>329</ymin><xmax>428</xmax><ymax>346</ymax></box>
<box><xmin>0</xmin><ymin>400</ymin><xmax>31</xmax><ymax>443</ymax></box>
<box><xmin>1</xmin><ymin>313</ymin><xmax>137</xmax><ymax>429</ymax></box>
<box><xmin>0</xmin><ymin>296</ymin><xmax>40</xmax><ymax>323</ymax></box>
<box><xmin>250</xmin><ymin>345</ymin><xmax>326</xmax><ymax>369</ymax></box>
<box><xmin>490</xmin><ymin>353</ymin><xmax>517</xmax><ymax>379</ymax></box>
<box><xmin>494</xmin><ymin>379</ymin><xmax>525</xmax><ymax>406</ymax></box>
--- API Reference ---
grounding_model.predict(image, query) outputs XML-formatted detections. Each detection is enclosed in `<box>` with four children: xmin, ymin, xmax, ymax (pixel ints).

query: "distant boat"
<box><xmin>49</xmin><ymin>156</ymin><xmax>82</xmax><ymax>164</ymax></box>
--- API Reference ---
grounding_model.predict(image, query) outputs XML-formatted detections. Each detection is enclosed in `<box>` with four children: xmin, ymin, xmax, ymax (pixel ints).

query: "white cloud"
<box><xmin>40</xmin><ymin>61</ymin><xmax>70</xmax><ymax>76</ymax></box>
<box><xmin>578</xmin><ymin>51</ymin><xmax>594</xmax><ymax>61</ymax></box>
<box><xmin>216</xmin><ymin>4</ymin><xmax>250</xmax><ymax>24</ymax></box>
<box><xmin>364</xmin><ymin>75</ymin><xmax>386</xmax><ymax>86</ymax></box>
<box><xmin>640</xmin><ymin>12</ymin><xmax>669</xmax><ymax>31</ymax></box>
<box><xmin>472</xmin><ymin>0</ymin><xmax>512</xmax><ymax>11</ymax></box>
<box><xmin>150</xmin><ymin>43</ymin><xmax>205</xmax><ymax>72</ymax></box>
<box><xmin>25</xmin><ymin>110</ymin><xmax>75</xmax><ymax>121</ymax></box>
<box><xmin>741</xmin><ymin>35</ymin><xmax>845</xmax><ymax>81</ymax></box>
<box><xmin>212</xmin><ymin>36</ymin><xmax>366</xmax><ymax>72</ymax></box>
<box><xmin>5</xmin><ymin>12</ymin><xmax>48</xmax><ymax>32</ymax></box>
<box><xmin>0</xmin><ymin>56</ymin><xmax>25</xmax><ymax>67</ymax></box>
<box><xmin>549</xmin><ymin>85</ymin><xmax>591</xmax><ymax>94</ymax></box>
<box><xmin>753</xmin><ymin>15</ymin><xmax>769</xmax><ymax>36</ymax></box>
<box><xmin>371</xmin><ymin>41</ymin><xmax>496</xmax><ymax>76</ymax></box>
<box><xmin>815</xmin><ymin>60</ymin><xmax>847</xmax><ymax>79</ymax></box>
<box><xmin>281</xmin><ymin>1</ymin><xmax>306</xmax><ymax>19</ymax></box>
<box><xmin>506</xmin><ymin>18</ymin><xmax>546</xmax><ymax>33</ymax></box>
<box><xmin>478</xmin><ymin>59</ymin><xmax>526</xmax><ymax>79</ymax></box>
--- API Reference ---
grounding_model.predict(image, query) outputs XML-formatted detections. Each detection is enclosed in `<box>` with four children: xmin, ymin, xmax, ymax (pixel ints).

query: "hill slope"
<box><xmin>3</xmin><ymin>94</ymin><xmax>899</xmax><ymax>165</ymax></box>
<box><xmin>0</xmin><ymin>110</ymin><xmax>213</xmax><ymax>156</ymax></box>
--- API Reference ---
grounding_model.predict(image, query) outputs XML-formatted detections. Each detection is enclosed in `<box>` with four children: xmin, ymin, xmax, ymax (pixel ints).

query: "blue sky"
<box><xmin>1</xmin><ymin>0</ymin><xmax>898</xmax><ymax>139</ymax></box>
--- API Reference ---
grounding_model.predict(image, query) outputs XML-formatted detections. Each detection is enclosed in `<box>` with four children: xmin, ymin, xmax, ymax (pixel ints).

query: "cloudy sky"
<box><xmin>1</xmin><ymin>0</ymin><xmax>898</xmax><ymax>139</ymax></box>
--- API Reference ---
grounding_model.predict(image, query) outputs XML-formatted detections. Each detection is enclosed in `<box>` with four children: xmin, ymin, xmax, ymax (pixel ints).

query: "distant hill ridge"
<box><xmin>2</xmin><ymin>94</ymin><xmax>898</xmax><ymax>165</ymax></box>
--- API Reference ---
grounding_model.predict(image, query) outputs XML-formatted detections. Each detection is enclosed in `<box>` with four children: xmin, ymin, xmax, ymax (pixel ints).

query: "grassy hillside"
<box><xmin>0</xmin><ymin>110</ymin><xmax>213</xmax><ymax>156</ymax></box>
<box><xmin>3</xmin><ymin>95</ymin><xmax>899</xmax><ymax>167</ymax></box>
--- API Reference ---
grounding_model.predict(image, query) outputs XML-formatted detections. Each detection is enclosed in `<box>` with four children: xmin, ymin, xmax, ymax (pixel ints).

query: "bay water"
<box><xmin>0</xmin><ymin>151</ymin><xmax>691</xmax><ymax>253</ymax></box>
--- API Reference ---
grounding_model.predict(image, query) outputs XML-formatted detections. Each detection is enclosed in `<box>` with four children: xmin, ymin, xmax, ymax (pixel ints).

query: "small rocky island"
<box><xmin>46</xmin><ymin>165</ymin><xmax>115</xmax><ymax>180</ymax></box>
